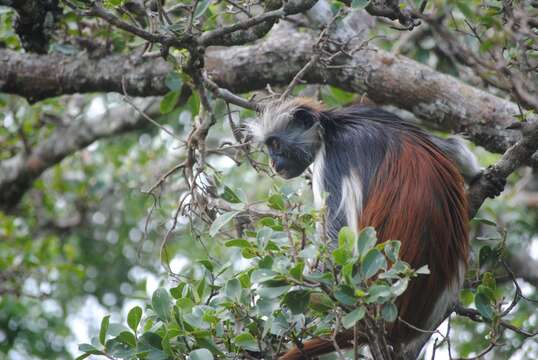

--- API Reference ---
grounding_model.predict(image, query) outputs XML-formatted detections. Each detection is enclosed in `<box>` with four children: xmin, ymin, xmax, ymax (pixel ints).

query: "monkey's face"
<box><xmin>265</xmin><ymin>136</ymin><xmax>313</xmax><ymax>179</ymax></box>
<box><xmin>252</xmin><ymin>103</ymin><xmax>322</xmax><ymax>179</ymax></box>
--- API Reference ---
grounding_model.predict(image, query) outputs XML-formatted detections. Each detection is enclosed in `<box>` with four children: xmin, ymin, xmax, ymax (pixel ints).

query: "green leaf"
<box><xmin>152</xmin><ymin>288</ymin><xmax>172</xmax><ymax>321</ymax></box>
<box><xmin>251</xmin><ymin>269</ymin><xmax>278</xmax><ymax>283</ymax></box>
<box><xmin>194</xmin><ymin>0</ymin><xmax>211</xmax><ymax>18</ymax></box>
<box><xmin>381</xmin><ymin>303</ymin><xmax>398</xmax><ymax>322</ymax></box>
<box><xmin>189</xmin><ymin>348</ymin><xmax>214</xmax><ymax>360</ymax></box>
<box><xmin>338</xmin><ymin>226</ymin><xmax>356</xmax><ymax>250</ymax></box>
<box><xmin>127</xmin><ymin>306</ymin><xmax>142</xmax><ymax>332</ymax></box>
<box><xmin>160</xmin><ymin>91</ymin><xmax>180</xmax><ymax>114</ymax></box>
<box><xmin>225</xmin><ymin>278</ymin><xmax>241</xmax><ymax>302</ymax></box>
<box><xmin>456</xmin><ymin>1</ymin><xmax>474</xmax><ymax>19</ymax></box>
<box><xmin>361</xmin><ymin>249</ymin><xmax>387</xmax><ymax>280</ymax></box>
<box><xmin>477</xmin><ymin>285</ymin><xmax>496</xmax><ymax>303</ymax></box>
<box><xmin>479</xmin><ymin>245</ymin><xmax>497</xmax><ymax>267</ymax></box>
<box><xmin>259</xmin><ymin>217</ymin><xmax>283</xmax><ymax>231</ymax></box>
<box><xmin>258</xmin><ymin>284</ymin><xmax>291</xmax><ymax>299</ymax></box>
<box><xmin>108</xmin><ymin>323</ymin><xmax>130</xmax><ymax>337</ymax></box>
<box><xmin>139</xmin><ymin>332</ymin><xmax>163</xmax><ymax>350</ymax></box>
<box><xmin>197</xmin><ymin>259</ymin><xmax>214</xmax><ymax>272</ymax></box>
<box><xmin>78</xmin><ymin>344</ymin><xmax>103</xmax><ymax>355</ymax></box>
<box><xmin>391</xmin><ymin>277</ymin><xmax>409</xmax><ymax>297</ymax></box>
<box><xmin>367</xmin><ymin>284</ymin><xmax>391</xmax><ymax>303</ymax></box>
<box><xmin>197</xmin><ymin>276</ymin><xmax>206</xmax><ymax>298</ymax></box>
<box><xmin>415</xmin><ymin>265</ymin><xmax>430</xmax><ymax>275</ymax></box>
<box><xmin>99</xmin><ymin>315</ymin><xmax>110</xmax><ymax>345</ymax></box>
<box><xmin>342</xmin><ymin>307</ymin><xmax>366</xmax><ymax>329</ymax></box>
<box><xmin>309</xmin><ymin>292</ymin><xmax>334</xmax><ymax>312</ymax></box>
<box><xmin>165</xmin><ymin>72</ymin><xmax>183</xmax><ymax>91</ymax></box>
<box><xmin>304</xmin><ymin>271</ymin><xmax>333</xmax><ymax>285</ymax></box>
<box><xmin>384</xmin><ymin>240</ymin><xmax>401</xmax><ymax>263</ymax></box>
<box><xmin>209</xmin><ymin>211</ymin><xmax>240</xmax><ymax>237</ymax></box>
<box><xmin>471</xmin><ymin>217</ymin><xmax>497</xmax><ymax>226</ymax></box>
<box><xmin>170</xmin><ymin>283</ymin><xmax>185</xmax><ymax>299</ymax></box>
<box><xmin>290</xmin><ymin>261</ymin><xmax>304</xmax><ymax>280</ymax></box>
<box><xmin>241</xmin><ymin>247</ymin><xmax>257</xmax><ymax>259</ymax></box>
<box><xmin>258</xmin><ymin>255</ymin><xmax>274</xmax><ymax>269</ymax></box>
<box><xmin>224</xmin><ymin>239</ymin><xmax>251</xmax><ymax>248</ymax></box>
<box><xmin>256</xmin><ymin>227</ymin><xmax>273</xmax><ymax>249</ymax></box>
<box><xmin>357</xmin><ymin>227</ymin><xmax>377</xmax><ymax>257</ymax></box>
<box><xmin>117</xmin><ymin>331</ymin><xmax>136</xmax><ymax>347</ymax></box>
<box><xmin>283</xmin><ymin>290</ymin><xmax>310</xmax><ymax>315</ymax></box>
<box><xmin>351</xmin><ymin>0</ymin><xmax>369</xmax><ymax>9</ymax></box>
<box><xmin>482</xmin><ymin>272</ymin><xmax>496</xmax><ymax>290</ymax></box>
<box><xmin>221</xmin><ymin>185</ymin><xmax>242</xmax><ymax>203</ymax></box>
<box><xmin>233</xmin><ymin>332</ymin><xmax>259</xmax><ymax>352</ymax></box>
<box><xmin>257</xmin><ymin>297</ymin><xmax>278</xmax><ymax>316</ymax></box>
<box><xmin>107</xmin><ymin>338</ymin><xmax>136</xmax><ymax>358</ymax></box>
<box><xmin>335</xmin><ymin>285</ymin><xmax>357</xmax><ymax>306</ymax></box>
<box><xmin>267</xmin><ymin>194</ymin><xmax>285</xmax><ymax>210</ymax></box>
<box><xmin>475</xmin><ymin>293</ymin><xmax>494</xmax><ymax>320</ymax></box>
<box><xmin>107</xmin><ymin>0</ymin><xmax>124</xmax><ymax>6</ymax></box>
<box><xmin>299</xmin><ymin>245</ymin><xmax>317</xmax><ymax>260</ymax></box>
<box><xmin>459</xmin><ymin>289</ymin><xmax>474</xmax><ymax>306</ymax></box>
<box><xmin>332</xmin><ymin>248</ymin><xmax>351</xmax><ymax>266</ymax></box>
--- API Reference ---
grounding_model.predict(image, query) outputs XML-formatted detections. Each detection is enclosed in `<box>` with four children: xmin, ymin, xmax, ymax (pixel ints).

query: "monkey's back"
<box><xmin>325</xmin><ymin>106</ymin><xmax>469</xmax><ymax>352</ymax></box>
<box><xmin>359</xmin><ymin>130</ymin><xmax>469</xmax><ymax>350</ymax></box>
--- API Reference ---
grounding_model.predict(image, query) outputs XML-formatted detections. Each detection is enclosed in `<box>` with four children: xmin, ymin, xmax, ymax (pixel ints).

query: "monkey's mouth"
<box><xmin>271</xmin><ymin>160</ymin><xmax>289</xmax><ymax>178</ymax></box>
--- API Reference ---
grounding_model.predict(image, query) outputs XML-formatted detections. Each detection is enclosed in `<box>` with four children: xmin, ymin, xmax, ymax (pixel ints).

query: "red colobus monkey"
<box><xmin>250</xmin><ymin>98</ymin><xmax>483</xmax><ymax>359</ymax></box>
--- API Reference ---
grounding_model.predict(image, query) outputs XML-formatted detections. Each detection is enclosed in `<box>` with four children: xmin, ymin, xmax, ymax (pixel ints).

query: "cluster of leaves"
<box><xmin>78</xmin><ymin>186</ymin><xmax>429</xmax><ymax>359</ymax></box>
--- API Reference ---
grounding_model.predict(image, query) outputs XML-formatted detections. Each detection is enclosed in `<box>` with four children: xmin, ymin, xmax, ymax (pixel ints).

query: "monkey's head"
<box><xmin>249</xmin><ymin>98</ymin><xmax>324</xmax><ymax>179</ymax></box>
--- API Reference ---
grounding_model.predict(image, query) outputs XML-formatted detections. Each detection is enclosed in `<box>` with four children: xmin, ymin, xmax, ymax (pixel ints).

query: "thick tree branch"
<box><xmin>1</xmin><ymin>19</ymin><xmax>533</xmax><ymax>156</ymax></box>
<box><xmin>0</xmin><ymin>49</ymin><xmax>172</xmax><ymax>102</ymax></box>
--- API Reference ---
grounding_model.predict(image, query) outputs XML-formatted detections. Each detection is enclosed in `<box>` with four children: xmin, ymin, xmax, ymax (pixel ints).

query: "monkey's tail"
<box><xmin>279</xmin><ymin>332</ymin><xmax>356</xmax><ymax>360</ymax></box>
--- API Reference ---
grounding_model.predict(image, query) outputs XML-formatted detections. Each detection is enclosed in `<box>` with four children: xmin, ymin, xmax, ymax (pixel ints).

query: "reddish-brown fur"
<box><xmin>280</xmin><ymin>135</ymin><xmax>469</xmax><ymax>359</ymax></box>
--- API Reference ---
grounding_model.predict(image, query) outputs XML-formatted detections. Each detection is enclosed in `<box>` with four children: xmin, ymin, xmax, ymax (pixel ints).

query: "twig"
<box><xmin>88</xmin><ymin>0</ymin><xmax>190</xmax><ymax>48</ymax></box>
<box><xmin>280</xmin><ymin>9</ymin><xmax>343</xmax><ymax>100</ymax></box>
<box><xmin>199</xmin><ymin>0</ymin><xmax>317</xmax><ymax>45</ymax></box>
<box><xmin>468</xmin><ymin>120</ymin><xmax>538</xmax><ymax>217</ymax></box>
<box><xmin>121</xmin><ymin>78</ymin><xmax>185</xmax><ymax>142</ymax></box>
<box><xmin>203</xmin><ymin>74</ymin><xmax>261</xmax><ymax>111</ymax></box>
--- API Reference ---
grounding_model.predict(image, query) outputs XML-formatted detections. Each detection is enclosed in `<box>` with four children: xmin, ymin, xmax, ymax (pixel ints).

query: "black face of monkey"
<box><xmin>264</xmin><ymin>108</ymin><xmax>321</xmax><ymax>179</ymax></box>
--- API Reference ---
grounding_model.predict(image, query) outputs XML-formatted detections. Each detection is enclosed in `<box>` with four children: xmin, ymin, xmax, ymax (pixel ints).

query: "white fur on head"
<box><xmin>247</xmin><ymin>97</ymin><xmax>324</xmax><ymax>143</ymax></box>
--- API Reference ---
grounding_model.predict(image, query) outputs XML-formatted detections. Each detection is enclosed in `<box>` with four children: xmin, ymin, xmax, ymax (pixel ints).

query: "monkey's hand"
<box><xmin>470</xmin><ymin>167</ymin><xmax>506</xmax><ymax>198</ymax></box>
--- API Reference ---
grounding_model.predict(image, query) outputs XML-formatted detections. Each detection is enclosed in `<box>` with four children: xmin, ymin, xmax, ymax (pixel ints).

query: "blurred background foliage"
<box><xmin>0</xmin><ymin>0</ymin><xmax>537</xmax><ymax>359</ymax></box>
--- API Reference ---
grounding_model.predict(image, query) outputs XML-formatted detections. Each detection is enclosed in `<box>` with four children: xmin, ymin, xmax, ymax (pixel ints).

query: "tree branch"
<box><xmin>468</xmin><ymin>121</ymin><xmax>538</xmax><ymax>217</ymax></box>
<box><xmin>0</xmin><ymin>49</ymin><xmax>172</xmax><ymax>102</ymax></box>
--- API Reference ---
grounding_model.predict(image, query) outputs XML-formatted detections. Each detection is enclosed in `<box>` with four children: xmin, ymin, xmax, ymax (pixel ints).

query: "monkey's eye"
<box><xmin>267</xmin><ymin>137</ymin><xmax>281</xmax><ymax>152</ymax></box>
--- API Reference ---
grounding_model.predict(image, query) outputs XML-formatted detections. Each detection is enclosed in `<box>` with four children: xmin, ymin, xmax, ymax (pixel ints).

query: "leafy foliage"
<box><xmin>78</xmin><ymin>189</ymin><xmax>426</xmax><ymax>359</ymax></box>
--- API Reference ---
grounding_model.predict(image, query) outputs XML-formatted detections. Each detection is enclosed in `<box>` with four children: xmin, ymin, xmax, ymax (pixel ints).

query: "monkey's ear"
<box><xmin>293</xmin><ymin>108</ymin><xmax>317</xmax><ymax>129</ymax></box>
